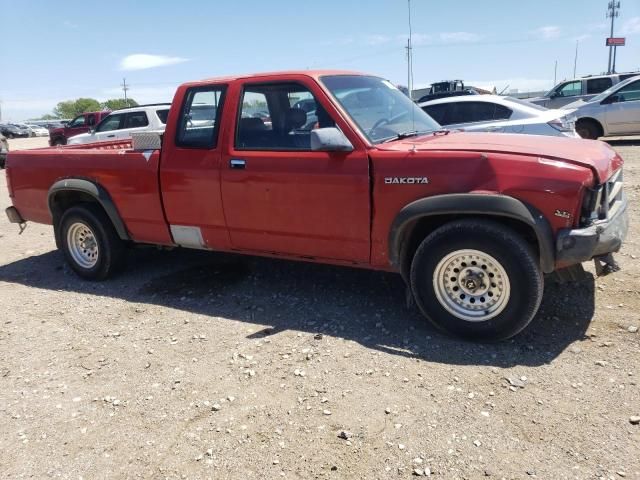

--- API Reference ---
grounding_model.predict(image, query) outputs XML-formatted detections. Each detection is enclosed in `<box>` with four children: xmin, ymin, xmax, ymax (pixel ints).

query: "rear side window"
<box><xmin>448</xmin><ymin>102</ymin><xmax>511</xmax><ymax>124</ymax></box>
<box><xmin>619</xmin><ymin>74</ymin><xmax>639</xmax><ymax>81</ymax></box>
<box><xmin>156</xmin><ymin>109</ymin><xmax>170</xmax><ymax>124</ymax></box>
<box><xmin>423</xmin><ymin>104</ymin><xmax>449</xmax><ymax>124</ymax></box>
<box><xmin>587</xmin><ymin>77</ymin><xmax>613</xmax><ymax>94</ymax></box>
<box><xmin>176</xmin><ymin>86</ymin><xmax>226</xmax><ymax>149</ymax></box>
<box><xmin>96</xmin><ymin>114</ymin><xmax>124</xmax><ymax>132</ymax></box>
<box><xmin>124</xmin><ymin>112</ymin><xmax>149</xmax><ymax>129</ymax></box>
<box><xmin>493</xmin><ymin>104</ymin><xmax>512</xmax><ymax>120</ymax></box>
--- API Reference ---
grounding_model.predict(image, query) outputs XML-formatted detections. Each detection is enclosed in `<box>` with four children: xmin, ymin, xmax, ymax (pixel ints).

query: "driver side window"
<box><xmin>615</xmin><ymin>80</ymin><xmax>640</xmax><ymax>102</ymax></box>
<box><xmin>556</xmin><ymin>81</ymin><xmax>582</xmax><ymax>97</ymax></box>
<box><xmin>68</xmin><ymin>116</ymin><xmax>86</xmax><ymax>128</ymax></box>
<box><xmin>96</xmin><ymin>114</ymin><xmax>124</xmax><ymax>132</ymax></box>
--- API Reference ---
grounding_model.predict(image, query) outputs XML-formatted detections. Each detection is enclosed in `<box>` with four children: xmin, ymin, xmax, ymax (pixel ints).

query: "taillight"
<box><xmin>548</xmin><ymin>116</ymin><xmax>575</xmax><ymax>132</ymax></box>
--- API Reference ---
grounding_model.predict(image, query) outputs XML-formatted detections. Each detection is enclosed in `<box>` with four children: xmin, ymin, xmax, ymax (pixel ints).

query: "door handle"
<box><xmin>107</xmin><ymin>134</ymin><xmax>115</xmax><ymax>138</ymax></box>
<box><xmin>230</xmin><ymin>159</ymin><xmax>246</xmax><ymax>169</ymax></box>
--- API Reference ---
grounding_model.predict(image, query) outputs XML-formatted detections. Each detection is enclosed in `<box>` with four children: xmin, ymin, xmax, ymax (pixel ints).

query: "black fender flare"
<box><xmin>388</xmin><ymin>193</ymin><xmax>555</xmax><ymax>275</ymax></box>
<box><xmin>48</xmin><ymin>178</ymin><xmax>130</xmax><ymax>240</ymax></box>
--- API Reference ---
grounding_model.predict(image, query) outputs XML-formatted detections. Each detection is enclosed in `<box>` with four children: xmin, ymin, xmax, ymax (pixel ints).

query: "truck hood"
<box><xmin>375</xmin><ymin>131</ymin><xmax>621</xmax><ymax>183</ymax></box>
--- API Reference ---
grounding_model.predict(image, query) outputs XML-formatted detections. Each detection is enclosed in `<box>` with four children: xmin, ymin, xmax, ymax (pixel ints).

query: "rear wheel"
<box><xmin>410</xmin><ymin>219</ymin><xmax>543</xmax><ymax>341</ymax></box>
<box><xmin>575</xmin><ymin>119</ymin><xmax>602</xmax><ymax>140</ymax></box>
<box><xmin>59</xmin><ymin>205</ymin><xmax>125</xmax><ymax>280</ymax></box>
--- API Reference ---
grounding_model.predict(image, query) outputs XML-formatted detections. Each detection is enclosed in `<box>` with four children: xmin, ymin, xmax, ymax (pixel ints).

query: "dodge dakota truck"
<box><xmin>4</xmin><ymin>71</ymin><xmax>628</xmax><ymax>340</ymax></box>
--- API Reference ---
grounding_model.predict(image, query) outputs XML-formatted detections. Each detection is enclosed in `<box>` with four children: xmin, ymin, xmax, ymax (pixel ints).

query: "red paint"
<box><xmin>48</xmin><ymin>111</ymin><xmax>111</xmax><ymax>146</ymax></box>
<box><xmin>5</xmin><ymin>71</ymin><xmax>625</xmax><ymax>273</ymax></box>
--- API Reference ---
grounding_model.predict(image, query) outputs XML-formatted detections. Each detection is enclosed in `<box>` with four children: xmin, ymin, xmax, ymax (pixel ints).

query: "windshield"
<box><xmin>321</xmin><ymin>75</ymin><xmax>440</xmax><ymax>143</ymax></box>
<box><xmin>589</xmin><ymin>75</ymin><xmax>640</xmax><ymax>103</ymax></box>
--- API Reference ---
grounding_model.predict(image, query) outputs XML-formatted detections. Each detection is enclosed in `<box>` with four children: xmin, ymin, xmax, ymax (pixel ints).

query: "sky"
<box><xmin>1</xmin><ymin>0</ymin><xmax>640</xmax><ymax>121</ymax></box>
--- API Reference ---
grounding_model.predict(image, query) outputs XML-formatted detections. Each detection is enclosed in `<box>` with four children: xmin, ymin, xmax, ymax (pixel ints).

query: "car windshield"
<box><xmin>321</xmin><ymin>75</ymin><xmax>440</xmax><ymax>143</ymax></box>
<box><xmin>589</xmin><ymin>76</ymin><xmax>640</xmax><ymax>103</ymax></box>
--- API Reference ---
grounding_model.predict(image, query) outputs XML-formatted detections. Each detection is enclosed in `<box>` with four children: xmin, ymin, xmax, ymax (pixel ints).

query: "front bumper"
<box><xmin>556</xmin><ymin>194</ymin><xmax>628</xmax><ymax>266</ymax></box>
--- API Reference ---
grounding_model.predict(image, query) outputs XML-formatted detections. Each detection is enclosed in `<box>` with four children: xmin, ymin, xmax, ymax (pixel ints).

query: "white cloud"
<box><xmin>364</xmin><ymin>34</ymin><xmax>392</xmax><ymax>46</ymax></box>
<box><xmin>532</xmin><ymin>26</ymin><xmax>561</xmax><ymax>40</ymax></box>
<box><xmin>439</xmin><ymin>31</ymin><xmax>483</xmax><ymax>43</ymax></box>
<box><xmin>621</xmin><ymin>17</ymin><xmax>640</xmax><ymax>35</ymax></box>
<box><xmin>119</xmin><ymin>54</ymin><xmax>189</xmax><ymax>71</ymax></box>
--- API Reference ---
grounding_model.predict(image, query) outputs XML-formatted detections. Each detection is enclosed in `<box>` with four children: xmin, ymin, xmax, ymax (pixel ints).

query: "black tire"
<box><xmin>575</xmin><ymin>119</ymin><xmax>602</xmax><ymax>140</ymax></box>
<box><xmin>58</xmin><ymin>204</ymin><xmax>126</xmax><ymax>280</ymax></box>
<box><xmin>8</xmin><ymin>133</ymin><xmax>14</xmax><ymax>139</ymax></box>
<box><xmin>409</xmin><ymin>219</ymin><xmax>543</xmax><ymax>341</ymax></box>
<box><xmin>52</xmin><ymin>138</ymin><xmax>66</xmax><ymax>146</ymax></box>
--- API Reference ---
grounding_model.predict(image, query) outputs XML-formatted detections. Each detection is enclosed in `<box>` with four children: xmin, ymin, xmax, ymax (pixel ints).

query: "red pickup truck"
<box><xmin>4</xmin><ymin>71</ymin><xmax>628</xmax><ymax>340</ymax></box>
<box><xmin>48</xmin><ymin>111</ymin><xmax>111</xmax><ymax>146</ymax></box>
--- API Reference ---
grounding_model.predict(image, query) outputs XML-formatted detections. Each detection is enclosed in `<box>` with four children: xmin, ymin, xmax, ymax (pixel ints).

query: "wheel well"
<box><xmin>576</xmin><ymin>117</ymin><xmax>604</xmax><ymax>137</ymax></box>
<box><xmin>398</xmin><ymin>214</ymin><xmax>540</xmax><ymax>281</ymax></box>
<box><xmin>50</xmin><ymin>191</ymin><xmax>115</xmax><ymax>247</ymax></box>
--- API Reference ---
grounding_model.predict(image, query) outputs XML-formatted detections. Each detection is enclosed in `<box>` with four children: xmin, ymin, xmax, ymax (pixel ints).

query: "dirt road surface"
<box><xmin>1</xmin><ymin>138</ymin><xmax>639</xmax><ymax>479</ymax></box>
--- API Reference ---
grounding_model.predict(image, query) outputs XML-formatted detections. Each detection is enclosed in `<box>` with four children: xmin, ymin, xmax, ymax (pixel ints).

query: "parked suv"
<box><xmin>67</xmin><ymin>104</ymin><xmax>171</xmax><ymax>145</ymax></box>
<box><xmin>48</xmin><ymin>111</ymin><xmax>111</xmax><ymax>146</ymax></box>
<box><xmin>529</xmin><ymin>72</ymin><xmax>640</xmax><ymax>109</ymax></box>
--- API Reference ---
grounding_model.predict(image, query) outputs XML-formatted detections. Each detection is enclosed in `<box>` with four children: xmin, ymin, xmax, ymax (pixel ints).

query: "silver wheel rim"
<box><xmin>67</xmin><ymin>222</ymin><xmax>99</xmax><ymax>269</ymax></box>
<box><xmin>433</xmin><ymin>249</ymin><xmax>510</xmax><ymax>322</ymax></box>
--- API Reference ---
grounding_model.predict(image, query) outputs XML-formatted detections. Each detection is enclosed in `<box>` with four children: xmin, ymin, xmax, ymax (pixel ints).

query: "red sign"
<box><xmin>606</xmin><ymin>37</ymin><xmax>626</xmax><ymax>46</ymax></box>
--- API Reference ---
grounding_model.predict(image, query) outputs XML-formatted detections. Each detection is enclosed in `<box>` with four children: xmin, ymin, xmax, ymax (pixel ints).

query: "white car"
<box><xmin>67</xmin><ymin>104</ymin><xmax>170</xmax><ymax>145</ymax></box>
<box><xmin>419</xmin><ymin>95</ymin><xmax>577</xmax><ymax>138</ymax></box>
<box><xmin>564</xmin><ymin>75</ymin><xmax>640</xmax><ymax>139</ymax></box>
<box><xmin>24</xmin><ymin>124</ymin><xmax>50</xmax><ymax>137</ymax></box>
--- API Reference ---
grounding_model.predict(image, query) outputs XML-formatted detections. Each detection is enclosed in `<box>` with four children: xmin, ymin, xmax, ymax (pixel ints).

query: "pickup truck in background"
<box><xmin>4</xmin><ymin>70</ymin><xmax>628</xmax><ymax>340</ymax></box>
<box><xmin>48</xmin><ymin>111</ymin><xmax>111</xmax><ymax>146</ymax></box>
<box><xmin>67</xmin><ymin>104</ymin><xmax>171</xmax><ymax>145</ymax></box>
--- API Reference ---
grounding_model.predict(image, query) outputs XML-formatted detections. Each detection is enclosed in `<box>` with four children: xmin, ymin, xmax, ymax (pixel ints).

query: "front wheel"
<box><xmin>410</xmin><ymin>219</ymin><xmax>543</xmax><ymax>341</ymax></box>
<box><xmin>59</xmin><ymin>205</ymin><xmax>126</xmax><ymax>280</ymax></box>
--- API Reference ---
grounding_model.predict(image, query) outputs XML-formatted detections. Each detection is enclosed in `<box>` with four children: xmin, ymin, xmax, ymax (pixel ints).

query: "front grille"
<box><xmin>581</xmin><ymin>168</ymin><xmax>623</xmax><ymax>226</ymax></box>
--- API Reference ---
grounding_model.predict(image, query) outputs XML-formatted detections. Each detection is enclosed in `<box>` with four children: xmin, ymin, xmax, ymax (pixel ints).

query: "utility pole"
<box><xmin>607</xmin><ymin>1</ymin><xmax>620</xmax><ymax>74</ymax></box>
<box><xmin>554</xmin><ymin>60</ymin><xmax>558</xmax><ymax>85</ymax></box>
<box><xmin>406</xmin><ymin>0</ymin><xmax>414</xmax><ymax>99</ymax></box>
<box><xmin>612</xmin><ymin>46</ymin><xmax>618</xmax><ymax>73</ymax></box>
<box><xmin>573</xmin><ymin>40</ymin><xmax>579</xmax><ymax>78</ymax></box>
<box><xmin>121</xmin><ymin>78</ymin><xmax>130</xmax><ymax>106</ymax></box>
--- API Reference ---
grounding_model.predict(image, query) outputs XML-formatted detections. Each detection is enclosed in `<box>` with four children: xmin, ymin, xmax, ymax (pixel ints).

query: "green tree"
<box><xmin>101</xmin><ymin>98</ymin><xmax>139</xmax><ymax>111</ymax></box>
<box><xmin>53</xmin><ymin>98</ymin><xmax>101</xmax><ymax>119</ymax></box>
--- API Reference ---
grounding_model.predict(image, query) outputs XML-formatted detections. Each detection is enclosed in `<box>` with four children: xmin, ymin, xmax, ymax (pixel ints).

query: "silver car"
<box><xmin>419</xmin><ymin>95</ymin><xmax>577</xmax><ymax>138</ymax></box>
<box><xmin>528</xmin><ymin>72</ymin><xmax>639</xmax><ymax>109</ymax></box>
<box><xmin>564</xmin><ymin>75</ymin><xmax>640</xmax><ymax>139</ymax></box>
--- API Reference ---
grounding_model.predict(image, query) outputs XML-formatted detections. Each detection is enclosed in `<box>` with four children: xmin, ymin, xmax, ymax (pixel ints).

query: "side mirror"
<box><xmin>602</xmin><ymin>95</ymin><xmax>619</xmax><ymax>105</ymax></box>
<box><xmin>549</xmin><ymin>91</ymin><xmax>559</xmax><ymax>98</ymax></box>
<box><xmin>88</xmin><ymin>127</ymin><xmax>95</xmax><ymax>134</ymax></box>
<box><xmin>310</xmin><ymin>127</ymin><xmax>353</xmax><ymax>152</ymax></box>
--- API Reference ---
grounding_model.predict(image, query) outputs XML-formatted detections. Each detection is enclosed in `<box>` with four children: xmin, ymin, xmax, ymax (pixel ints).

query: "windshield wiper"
<box><xmin>381</xmin><ymin>130</ymin><xmax>422</xmax><ymax>143</ymax></box>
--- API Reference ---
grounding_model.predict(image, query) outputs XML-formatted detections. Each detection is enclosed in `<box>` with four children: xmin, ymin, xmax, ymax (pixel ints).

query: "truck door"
<box><xmin>159</xmin><ymin>85</ymin><xmax>231</xmax><ymax>250</ymax></box>
<box><xmin>220</xmin><ymin>79</ymin><xmax>370</xmax><ymax>263</ymax></box>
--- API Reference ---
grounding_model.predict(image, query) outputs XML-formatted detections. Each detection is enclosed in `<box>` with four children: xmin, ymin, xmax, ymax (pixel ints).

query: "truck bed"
<box><xmin>6</xmin><ymin>141</ymin><xmax>173</xmax><ymax>245</ymax></box>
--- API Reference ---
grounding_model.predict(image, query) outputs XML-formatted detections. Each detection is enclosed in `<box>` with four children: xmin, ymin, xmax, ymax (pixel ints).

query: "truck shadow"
<box><xmin>0</xmin><ymin>247</ymin><xmax>595</xmax><ymax>367</ymax></box>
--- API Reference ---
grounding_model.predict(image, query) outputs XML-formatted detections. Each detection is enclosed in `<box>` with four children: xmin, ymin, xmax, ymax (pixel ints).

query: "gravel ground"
<box><xmin>0</xmin><ymin>138</ymin><xmax>639</xmax><ymax>479</ymax></box>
